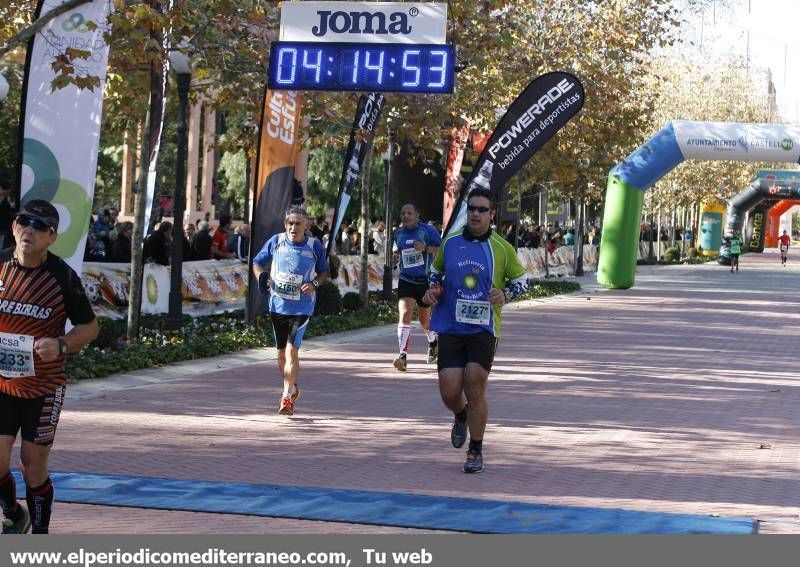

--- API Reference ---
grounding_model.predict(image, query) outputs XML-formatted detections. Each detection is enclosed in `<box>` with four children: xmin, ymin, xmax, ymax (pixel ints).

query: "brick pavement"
<box><xmin>18</xmin><ymin>251</ymin><xmax>800</xmax><ymax>533</ymax></box>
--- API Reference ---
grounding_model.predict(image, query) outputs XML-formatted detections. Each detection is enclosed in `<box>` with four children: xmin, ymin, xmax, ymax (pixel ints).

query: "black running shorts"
<box><xmin>270</xmin><ymin>313</ymin><xmax>310</xmax><ymax>350</ymax></box>
<box><xmin>0</xmin><ymin>387</ymin><xmax>64</xmax><ymax>447</ymax></box>
<box><xmin>437</xmin><ymin>331</ymin><xmax>498</xmax><ymax>373</ymax></box>
<box><xmin>398</xmin><ymin>278</ymin><xmax>431</xmax><ymax>308</ymax></box>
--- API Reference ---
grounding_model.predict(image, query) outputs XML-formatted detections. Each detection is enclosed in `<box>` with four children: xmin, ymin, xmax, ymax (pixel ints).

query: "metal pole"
<box><xmin>383</xmin><ymin>127</ymin><xmax>394</xmax><ymax>301</ymax></box>
<box><xmin>382</xmin><ymin>127</ymin><xmax>394</xmax><ymax>300</ymax></box>
<box><xmin>166</xmin><ymin>72</ymin><xmax>190</xmax><ymax>330</ymax></box>
<box><xmin>359</xmin><ymin>144</ymin><xmax>372</xmax><ymax>308</ymax></box>
<box><xmin>513</xmin><ymin>189</ymin><xmax>521</xmax><ymax>250</ymax></box>
<box><xmin>574</xmin><ymin>185</ymin><xmax>585</xmax><ymax>276</ymax></box>
<box><xmin>656</xmin><ymin>204</ymin><xmax>662</xmax><ymax>262</ymax></box>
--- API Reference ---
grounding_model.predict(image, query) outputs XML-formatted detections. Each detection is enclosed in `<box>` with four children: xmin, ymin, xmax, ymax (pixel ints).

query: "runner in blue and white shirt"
<box><xmin>252</xmin><ymin>206</ymin><xmax>328</xmax><ymax>416</ymax></box>
<box><xmin>391</xmin><ymin>203</ymin><xmax>441</xmax><ymax>372</ymax></box>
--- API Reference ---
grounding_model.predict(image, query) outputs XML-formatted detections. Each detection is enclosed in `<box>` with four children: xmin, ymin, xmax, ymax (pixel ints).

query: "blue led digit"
<box><xmin>302</xmin><ymin>48</ymin><xmax>322</xmax><ymax>84</ymax></box>
<box><xmin>364</xmin><ymin>50</ymin><xmax>385</xmax><ymax>84</ymax></box>
<box><xmin>275</xmin><ymin>48</ymin><xmax>298</xmax><ymax>85</ymax></box>
<box><xmin>401</xmin><ymin>49</ymin><xmax>421</xmax><ymax>87</ymax></box>
<box><xmin>351</xmin><ymin>50</ymin><xmax>360</xmax><ymax>83</ymax></box>
<box><xmin>428</xmin><ymin>49</ymin><xmax>449</xmax><ymax>88</ymax></box>
<box><xmin>271</xmin><ymin>41</ymin><xmax>452</xmax><ymax>93</ymax></box>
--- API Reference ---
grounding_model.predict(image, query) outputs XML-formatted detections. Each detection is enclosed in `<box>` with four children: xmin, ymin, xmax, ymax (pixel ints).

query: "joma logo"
<box><xmin>312</xmin><ymin>10</ymin><xmax>413</xmax><ymax>37</ymax></box>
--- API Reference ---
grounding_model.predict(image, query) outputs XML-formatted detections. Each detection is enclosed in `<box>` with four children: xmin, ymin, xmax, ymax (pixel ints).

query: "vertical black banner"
<box><xmin>326</xmin><ymin>93</ymin><xmax>385</xmax><ymax>259</ymax></box>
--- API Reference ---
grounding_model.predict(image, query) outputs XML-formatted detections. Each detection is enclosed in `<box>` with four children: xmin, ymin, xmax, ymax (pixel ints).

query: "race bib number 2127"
<box><xmin>455</xmin><ymin>299</ymin><xmax>491</xmax><ymax>326</ymax></box>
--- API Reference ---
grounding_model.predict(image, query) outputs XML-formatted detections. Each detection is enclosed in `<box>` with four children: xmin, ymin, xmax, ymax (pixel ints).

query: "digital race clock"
<box><xmin>267</xmin><ymin>41</ymin><xmax>455</xmax><ymax>94</ymax></box>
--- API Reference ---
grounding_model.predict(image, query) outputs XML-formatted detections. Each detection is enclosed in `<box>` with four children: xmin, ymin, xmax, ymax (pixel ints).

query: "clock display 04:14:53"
<box><xmin>268</xmin><ymin>42</ymin><xmax>455</xmax><ymax>93</ymax></box>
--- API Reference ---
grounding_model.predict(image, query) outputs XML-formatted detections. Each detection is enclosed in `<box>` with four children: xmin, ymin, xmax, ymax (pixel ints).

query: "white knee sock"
<box><xmin>397</xmin><ymin>324</ymin><xmax>412</xmax><ymax>353</ymax></box>
<box><xmin>425</xmin><ymin>329</ymin><xmax>438</xmax><ymax>343</ymax></box>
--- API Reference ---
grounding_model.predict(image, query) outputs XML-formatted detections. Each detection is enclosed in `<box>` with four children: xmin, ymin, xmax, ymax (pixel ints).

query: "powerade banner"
<box><xmin>325</xmin><ymin>92</ymin><xmax>385</xmax><ymax>258</ymax></box>
<box><xmin>246</xmin><ymin>89</ymin><xmax>304</xmax><ymax>320</ymax></box>
<box><xmin>444</xmin><ymin>72</ymin><xmax>584</xmax><ymax>236</ymax></box>
<box><xmin>19</xmin><ymin>0</ymin><xmax>114</xmax><ymax>275</ymax></box>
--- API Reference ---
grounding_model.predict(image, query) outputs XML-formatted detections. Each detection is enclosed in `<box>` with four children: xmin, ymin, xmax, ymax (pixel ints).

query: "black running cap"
<box><xmin>17</xmin><ymin>199</ymin><xmax>60</xmax><ymax>230</ymax></box>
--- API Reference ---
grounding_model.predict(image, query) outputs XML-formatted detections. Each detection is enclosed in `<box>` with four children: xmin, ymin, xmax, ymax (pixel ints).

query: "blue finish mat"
<box><xmin>15</xmin><ymin>471</ymin><xmax>755</xmax><ymax>534</ymax></box>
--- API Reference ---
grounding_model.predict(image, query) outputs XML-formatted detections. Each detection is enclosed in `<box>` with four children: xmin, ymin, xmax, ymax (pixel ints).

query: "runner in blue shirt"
<box><xmin>424</xmin><ymin>189</ymin><xmax>528</xmax><ymax>473</ymax></box>
<box><xmin>391</xmin><ymin>203</ymin><xmax>441</xmax><ymax>371</ymax></box>
<box><xmin>252</xmin><ymin>206</ymin><xmax>329</xmax><ymax>416</ymax></box>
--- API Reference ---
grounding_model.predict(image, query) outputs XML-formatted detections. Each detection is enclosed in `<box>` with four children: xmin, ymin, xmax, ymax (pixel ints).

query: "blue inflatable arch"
<box><xmin>598</xmin><ymin>121</ymin><xmax>800</xmax><ymax>288</ymax></box>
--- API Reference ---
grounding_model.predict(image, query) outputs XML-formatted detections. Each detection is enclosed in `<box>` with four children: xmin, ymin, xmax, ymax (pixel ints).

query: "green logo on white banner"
<box><xmin>23</xmin><ymin>138</ymin><xmax>92</xmax><ymax>259</ymax></box>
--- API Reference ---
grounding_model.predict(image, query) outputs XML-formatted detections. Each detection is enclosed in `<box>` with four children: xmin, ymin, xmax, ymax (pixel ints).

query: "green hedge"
<box><xmin>67</xmin><ymin>279</ymin><xmax>579</xmax><ymax>382</ymax></box>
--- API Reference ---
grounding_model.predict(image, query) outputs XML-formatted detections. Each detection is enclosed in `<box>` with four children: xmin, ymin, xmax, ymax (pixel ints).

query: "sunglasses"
<box><xmin>467</xmin><ymin>205</ymin><xmax>491</xmax><ymax>213</ymax></box>
<box><xmin>16</xmin><ymin>215</ymin><xmax>54</xmax><ymax>232</ymax></box>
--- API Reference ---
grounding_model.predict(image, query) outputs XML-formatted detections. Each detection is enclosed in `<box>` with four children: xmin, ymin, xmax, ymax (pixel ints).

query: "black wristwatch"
<box><xmin>58</xmin><ymin>338</ymin><xmax>68</xmax><ymax>355</ymax></box>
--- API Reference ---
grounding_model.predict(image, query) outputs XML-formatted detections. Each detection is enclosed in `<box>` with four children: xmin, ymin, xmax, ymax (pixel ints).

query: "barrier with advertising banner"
<box><xmin>333</xmin><ymin>246</ymin><xmax>599</xmax><ymax>293</ymax></box>
<box><xmin>86</xmin><ymin>249</ymin><xmax>600</xmax><ymax>319</ymax></box>
<box><xmin>82</xmin><ymin>260</ymin><xmax>248</xmax><ymax>319</ymax></box>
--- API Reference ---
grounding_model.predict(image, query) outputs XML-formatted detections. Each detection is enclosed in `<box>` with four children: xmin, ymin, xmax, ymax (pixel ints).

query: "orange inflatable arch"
<box><xmin>765</xmin><ymin>200</ymin><xmax>799</xmax><ymax>248</ymax></box>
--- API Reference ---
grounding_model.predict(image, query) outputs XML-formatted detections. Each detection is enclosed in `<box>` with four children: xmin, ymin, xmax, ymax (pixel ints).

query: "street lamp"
<box><xmin>166</xmin><ymin>47</ymin><xmax>192</xmax><ymax>330</ymax></box>
<box><xmin>382</xmin><ymin>127</ymin><xmax>395</xmax><ymax>300</ymax></box>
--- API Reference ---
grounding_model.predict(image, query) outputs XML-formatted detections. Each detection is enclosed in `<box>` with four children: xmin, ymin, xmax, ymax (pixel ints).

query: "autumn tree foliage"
<box><xmin>642</xmin><ymin>52</ymin><xmax>776</xmax><ymax>216</ymax></box>
<box><xmin>0</xmin><ymin>0</ymin><xmax>721</xmax><ymax>216</ymax></box>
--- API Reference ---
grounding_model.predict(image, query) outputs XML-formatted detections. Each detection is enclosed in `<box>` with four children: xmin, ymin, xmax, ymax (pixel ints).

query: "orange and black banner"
<box><xmin>246</xmin><ymin>88</ymin><xmax>304</xmax><ymax>321</ymax></box>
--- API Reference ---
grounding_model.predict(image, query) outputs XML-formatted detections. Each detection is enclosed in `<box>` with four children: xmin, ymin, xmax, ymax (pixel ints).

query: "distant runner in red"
<box><xmin>0</xmin><ymin>201</ymin><xmax>98</xmax><ymax>534</ymax></box>
<box><xmin>778</xmin><ymin>230</ymin><xmax>790</xmax><ymax>266</ymax></box>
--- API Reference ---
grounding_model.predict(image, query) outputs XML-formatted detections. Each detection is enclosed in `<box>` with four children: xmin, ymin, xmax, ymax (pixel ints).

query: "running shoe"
<box><xmin>463</xmin><ymin>450</ymin><xmax>484</xmax><ymax>474</ymax></box>
<box><xmin>1</xmin><ymin>505</ymin><xmax>31</xmax><ymax>534</ymax></box>
<box><xmin>451</xmin><ymin>406</ymin><xmax>468</xmax><ymax>448</ymax></box>
<box><xmin>426</xmin><ymin>339</ymin><xmax>438</xmax><ymax>364</ymax></box>
<box><xmin>291</xmin><ymin>384</ymin><xmax>300</xmax><ymax>403</ymax></box>
<box><xmin>393</xmin><ymin>352</ymin><xmax>407</xmax><ymax>372</ymax></box>
<box><xmin>278</xmin><ymin>395</ymin><xmax>294</xmax><ymax>416</ymax></box>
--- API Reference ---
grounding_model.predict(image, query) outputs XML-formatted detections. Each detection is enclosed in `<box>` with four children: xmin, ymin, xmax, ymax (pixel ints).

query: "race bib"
<box><xmin>401</xmin><ymin>247</ymin><xmax>424</xmax><ymax>268</ymax></box>
<box><xmin>455</xmin><ymin>298</ymin><xmax>491</xmax><ymax>326</ymax></box>
<box><xmin>781</xmin><ymin>244</ymin><xmax>788</xmax><ymax>252</ymax></box>
<box><xmin>0</xmin><ymin>332</ymin><xmax>35</xmax><ymax>379</ymax></box>
<box><xmin>273</xmin><ymin>272</ymin><xmax>303</xmax><ymax>300</ymax></box>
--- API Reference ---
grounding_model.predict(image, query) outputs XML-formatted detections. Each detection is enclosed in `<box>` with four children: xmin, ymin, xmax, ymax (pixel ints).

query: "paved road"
<box><xmin>21</xmin><ymin>251</ymin><xmax>800</xmax><ymax>533</ymax></box>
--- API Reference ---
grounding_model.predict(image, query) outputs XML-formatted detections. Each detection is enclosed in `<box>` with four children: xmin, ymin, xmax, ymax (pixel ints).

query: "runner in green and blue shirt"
<box><xmin>423</xmin><ymin>189</ymin><xmax>528</xmax><ymax>474</ymax></box>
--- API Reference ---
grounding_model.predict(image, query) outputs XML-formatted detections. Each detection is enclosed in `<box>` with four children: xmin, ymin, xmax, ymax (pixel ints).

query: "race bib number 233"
<box><xmin>0</xmin><ymin>332</ymin><xmax>35</xmax><ymax>379</ymax></box>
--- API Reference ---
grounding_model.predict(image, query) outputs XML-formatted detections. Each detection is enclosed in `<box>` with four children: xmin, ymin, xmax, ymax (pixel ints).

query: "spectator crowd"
<box><xmin>84</xmin><ymin>208</ymin><xmax>251</xmax><ymax>265</ymax></box>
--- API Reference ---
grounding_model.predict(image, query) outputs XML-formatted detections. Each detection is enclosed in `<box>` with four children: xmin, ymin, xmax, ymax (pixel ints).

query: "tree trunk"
<box><xmin>126</xmin><ymin>67</ymin><xmax>155</xmax><ymax>342</ymax></box>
